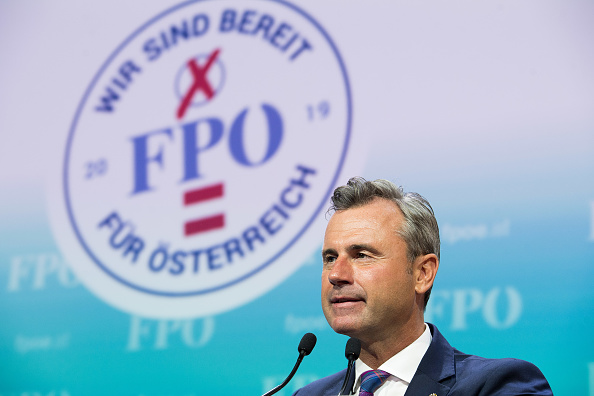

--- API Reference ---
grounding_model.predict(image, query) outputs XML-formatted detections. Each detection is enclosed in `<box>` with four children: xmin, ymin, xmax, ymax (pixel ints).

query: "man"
<box><xmin>293</xmin><ymin>177</ymin><xmax>552</xmax><ymax>395</ymax></box>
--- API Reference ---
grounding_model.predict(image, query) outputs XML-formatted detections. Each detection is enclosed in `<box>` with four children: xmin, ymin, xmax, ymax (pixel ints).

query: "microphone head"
<box><xmin>298</xmin><ymin>333</ymin><xmax>317</xmax><ymax>356</ymax></box>
<box><xmin>345</xmin><ymin>337</ymin><xmax>361</xmax><ymax>361</ymax></box>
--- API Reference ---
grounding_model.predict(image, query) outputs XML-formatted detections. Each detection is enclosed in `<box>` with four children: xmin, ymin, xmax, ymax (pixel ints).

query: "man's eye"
<box><xmin>356</xmin><ymin>252</ymin><xmax>369</xmax><ymax>259</ymax></box>
<box><xmin>324</xmin><ymin>256</ymin><xmax>336</xmax><ymax>263</ymax></box>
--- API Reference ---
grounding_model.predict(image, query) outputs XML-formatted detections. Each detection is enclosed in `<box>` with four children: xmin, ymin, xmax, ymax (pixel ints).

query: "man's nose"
<box><xmin>328</xmin><ymin>257</ymin><xmax>354</xmax><ymax>286</ymax></box>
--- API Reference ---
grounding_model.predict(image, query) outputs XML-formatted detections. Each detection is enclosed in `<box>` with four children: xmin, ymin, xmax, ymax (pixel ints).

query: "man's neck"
<box><xmin>358</xmin><ymin>319</ymin><xmax>426</xmax><ymax>369</ymax></box>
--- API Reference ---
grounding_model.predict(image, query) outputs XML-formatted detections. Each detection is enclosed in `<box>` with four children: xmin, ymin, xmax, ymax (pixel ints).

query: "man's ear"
<box><xmin>414</xmin><ymin>253</ymin><xmax>439</xmax><ymax>295</ymax></box>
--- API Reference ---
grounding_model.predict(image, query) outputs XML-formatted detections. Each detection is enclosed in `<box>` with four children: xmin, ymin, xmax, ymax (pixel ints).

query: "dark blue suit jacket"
<box><xmin>293</xmin><ymin>324</ymin><xmax>552</xmax><ymax>395</ymax></box>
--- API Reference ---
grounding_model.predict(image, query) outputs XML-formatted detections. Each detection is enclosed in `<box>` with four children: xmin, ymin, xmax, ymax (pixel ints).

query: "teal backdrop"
<box><xmin>1</xmin><ymin>1</ymin><xmax>593</xmax><ymax>395</ymax></box>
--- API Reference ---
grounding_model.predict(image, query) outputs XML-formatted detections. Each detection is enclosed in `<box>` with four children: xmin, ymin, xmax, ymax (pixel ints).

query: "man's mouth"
<box><xmin>331</xmin><ymin>296</ymin><xmax>364</xmax><ymax>304</ymax></box>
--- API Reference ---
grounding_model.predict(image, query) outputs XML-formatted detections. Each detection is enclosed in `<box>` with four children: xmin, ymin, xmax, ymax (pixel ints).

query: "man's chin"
<box><xmin>330</xmin><ymin>319</ymin><xmax>361</xmax><ymax>338</ymax></box>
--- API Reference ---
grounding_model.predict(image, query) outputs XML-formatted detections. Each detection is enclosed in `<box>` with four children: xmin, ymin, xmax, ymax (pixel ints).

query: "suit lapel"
<box><xmin>405</xmin><ymin>371</ymin><xmax>452</xmax><ymax>396</ymax></box>
<box><xmin>404</xmin><ymin>324</ymin><xmax>455</xmax><ymax>396</ymax></box>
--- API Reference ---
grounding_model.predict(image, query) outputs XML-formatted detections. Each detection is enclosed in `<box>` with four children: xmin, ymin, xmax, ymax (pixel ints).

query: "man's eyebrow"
<box><xmin>321</xmin><ymin>248</ymin><xmax>337</xmax><ymax>258</ymax></box>
<box><xmin>348</xmin><ymin>244</ymin><xmax>381</xmax><ymax>255</ymax></box>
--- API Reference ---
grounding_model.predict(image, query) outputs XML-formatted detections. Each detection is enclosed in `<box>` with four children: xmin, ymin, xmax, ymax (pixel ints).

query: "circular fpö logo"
<box><xmin>62</xmin><ymin>0</ymin><xmax>351</xmax><ymax>317</ymax></box>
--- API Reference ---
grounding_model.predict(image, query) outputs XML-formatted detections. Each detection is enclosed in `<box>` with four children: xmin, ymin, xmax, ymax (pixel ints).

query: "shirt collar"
<box><xmin>354</xmin><ymin>323</ymin><xmax>432</xmax><ymax>386</ymax></box>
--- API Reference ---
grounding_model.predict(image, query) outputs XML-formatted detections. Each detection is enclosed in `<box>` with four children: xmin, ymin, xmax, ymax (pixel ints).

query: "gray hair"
<box><xmin>328</xmin><ymin>177</ymin><xmax>440</xmax><ymax>308</ymax></box>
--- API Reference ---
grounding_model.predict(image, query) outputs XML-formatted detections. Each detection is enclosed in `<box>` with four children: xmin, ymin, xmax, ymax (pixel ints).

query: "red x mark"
<box><xmin>176</xmin><ymin>48</ymin><xmax>221</xmax><ymax>120</ymax></box>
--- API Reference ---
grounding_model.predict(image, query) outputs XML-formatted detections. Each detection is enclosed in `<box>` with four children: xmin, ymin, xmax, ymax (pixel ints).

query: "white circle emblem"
<box><xmin>57</xmin><ymin>0</ymin><xmax>351</xmax><ymax>318</ymax></box>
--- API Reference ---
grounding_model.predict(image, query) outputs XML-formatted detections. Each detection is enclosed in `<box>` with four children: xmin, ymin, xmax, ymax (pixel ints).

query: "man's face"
<box><xmin>321</xmin><ymin>198</ymin><xmax>417</xmax><ymax>342</ymax></box>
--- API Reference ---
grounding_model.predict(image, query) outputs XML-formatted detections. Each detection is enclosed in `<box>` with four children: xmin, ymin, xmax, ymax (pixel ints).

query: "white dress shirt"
<box><xmin>352</xmin><ymin>323</ymin><xmax>432</xmax><ymax>396</ymax></box>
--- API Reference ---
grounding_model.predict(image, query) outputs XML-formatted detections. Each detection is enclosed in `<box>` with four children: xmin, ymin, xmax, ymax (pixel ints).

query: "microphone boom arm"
<box><xmin>261</xmin><ymin>333</ymin><xmax>317</xmax><ymax>396</ymax></box>
<box><xmin>338</xmin><ymin>337</ymin><xmax>361</xmax><ymax>395</ymax></box>
<box><xmin>262</xmin><ymin>352</ymin><xmax>305</xmax><ymax>396</ymax></box>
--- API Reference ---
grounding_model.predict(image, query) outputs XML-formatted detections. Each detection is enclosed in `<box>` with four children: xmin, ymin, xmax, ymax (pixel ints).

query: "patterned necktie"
<box><xmin>359</xmin><ymin>369</ymin><xmax>391</xmax><ymax>396</ymax></box>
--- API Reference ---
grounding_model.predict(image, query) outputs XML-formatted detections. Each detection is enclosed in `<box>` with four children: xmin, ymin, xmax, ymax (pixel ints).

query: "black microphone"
<box><xmin>339</xmin><ymin>337</ymin><xmax>361</xmax><ymax>395</ymax></box>
<box><xmin>262</xmin><ymin>333</ymin><xmax>317</xmax><ymax>396</ymax></box>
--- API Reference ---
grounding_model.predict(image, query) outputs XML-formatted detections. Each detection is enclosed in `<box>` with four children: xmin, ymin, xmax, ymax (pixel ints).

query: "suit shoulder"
<box><xmin>292</xmin><ymin>369</ymin><xmax>346</xmax><ymax>396</ymax></box>
<box><xmin>454</xmin><ymin>352</ymin><xmax>553</xmax><ymax>395</ymax></box>
<box><xmin>455</xmin><ymin>351</ymin><xmax>543</xmax><ymax>372</ymax></box>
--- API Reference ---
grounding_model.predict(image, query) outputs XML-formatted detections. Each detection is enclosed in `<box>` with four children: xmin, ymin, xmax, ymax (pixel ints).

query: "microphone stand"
<box><xmin>262</xmin><ymin>333</ymin><xmax>317</xmax><ymax>396</ymax></box>
<box><xmin>339</xmin><ymin>337</ymin><xmax>361</xmax><ymax>395</ymax></box>
<box><xmin>262</xmin><ymin>351</ymin><xmax>306</xmax><ymax>396</ymax></box>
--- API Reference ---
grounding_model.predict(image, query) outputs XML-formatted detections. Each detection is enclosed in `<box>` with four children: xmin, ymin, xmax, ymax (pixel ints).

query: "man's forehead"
<box><xmin>324</xmin><ymin>199</ymin><xmax>405</xmax><ymax>244</ymax></box>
